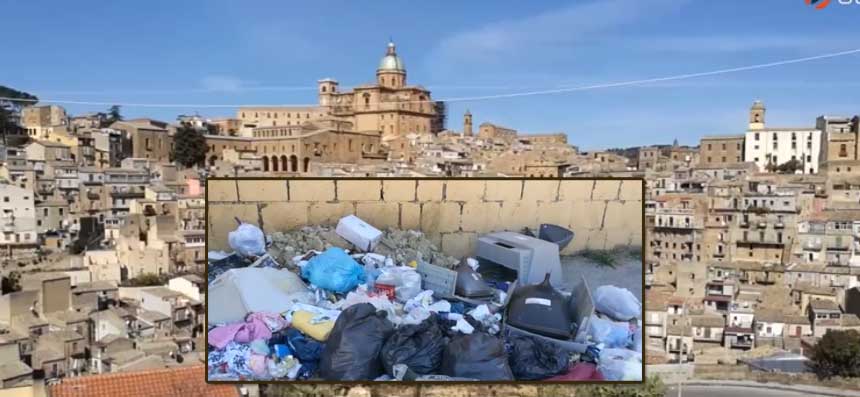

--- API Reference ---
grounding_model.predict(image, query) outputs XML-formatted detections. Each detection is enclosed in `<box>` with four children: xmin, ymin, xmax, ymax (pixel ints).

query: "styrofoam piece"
<box><xmin>335</xmin><ymin>215</ymin><xmax>383</xmax><ymax>252</ymax></box>
<box><xmin>208</xmin><ymin>267</ymin><xmax>309</xmax><ymax>325</ymax></box>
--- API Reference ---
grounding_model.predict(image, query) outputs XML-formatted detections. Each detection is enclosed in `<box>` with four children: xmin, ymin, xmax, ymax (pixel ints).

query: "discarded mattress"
<box><xmin>208</xmin><ymin>267</ymin><xmax>309</xmax><ymax>324</ymax></box>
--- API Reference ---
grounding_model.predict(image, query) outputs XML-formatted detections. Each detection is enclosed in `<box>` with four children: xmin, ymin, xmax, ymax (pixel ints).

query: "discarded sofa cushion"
<box><xmin>506</xmin><ymin>334</ymin><xmax>570</xmax><ymax>380</ymax></box>
<box><xmin>439</xmin><ymin>332</ymin><xmax>514</xmax><ymax>380</ymax></box>
<box><xmin>381</xmin><ymin>316</ymin><xmax>447</xmax><ymax>376</ymax></box>
<box><xmin>208</xmin><ymin>267</ymin><xmax>308</xmax><ymax>325</ymax></box>
<box><xmin>319</xmin><ymin>303</ymin><xmax>395</xmax><ymax>380</ymax></box>
<box><xmin>301</xmin><ymin>247</ymin><xmax>366</xmax><ymax>294</ymax></box>
<box><xmin>292</xmin><ymin>310</ymin><xmax>336</xmax><ymax>342</ymax></box>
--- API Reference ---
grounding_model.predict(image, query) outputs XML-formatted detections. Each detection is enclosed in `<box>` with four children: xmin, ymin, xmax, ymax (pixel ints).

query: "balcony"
<box><xmin>826</xmin><ymin>243</ymin><xmax>851</xmax><ymax>252</ymax></box>
<box><xmin>757</xmin><ymin>221</ymin><xmax>767</xmax><ymax>229</ymax></box>
<box><xmin>803</xmin><ymin>241</ymin><xmax>823</xmax><ymax>251</ymax></box>
<box><xmin>740</xmin><ymin>221</ymin><xmax>750</xmax><ymax>228</ymax></box>
<box><xmin>774</xmin><ymin>222</ymin><xmax>785</xmax><ymax>229</ymax></box>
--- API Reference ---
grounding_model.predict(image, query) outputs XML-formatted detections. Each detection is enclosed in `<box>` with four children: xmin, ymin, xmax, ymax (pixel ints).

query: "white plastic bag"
<box><xmin>598</xmin><ymin>348</ymin><xmax>642</xmax><ymax>381</ymax></box>
<box><xmin>593</xmin><ymin>285</ymin><xmax>641</xmax><ymax>321</ymax></box>
<box><xmin>376</xmin><ymin>266</ymin><xmax>422</xmax><ymax>302</ymax></box>
<box><xmin>229</xmin><ymin>223</ymin><xmax>266</xmax><ymax>258</ymax></box>
<box><xmin>588</xmin><ymin>315</ymin><xmax>633</xmax><ymax>348</ymax></box>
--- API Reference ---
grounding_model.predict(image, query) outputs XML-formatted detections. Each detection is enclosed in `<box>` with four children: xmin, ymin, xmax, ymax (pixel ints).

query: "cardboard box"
<box><xmin>335</xmin><ymin>215</ymin><xmax>383</xmax><ymax>252</ymax></box>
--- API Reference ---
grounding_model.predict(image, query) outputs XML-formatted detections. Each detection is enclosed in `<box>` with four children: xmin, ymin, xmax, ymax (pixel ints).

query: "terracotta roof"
<box><xmin>49</xmin><ymin>365</ymin><xmax>239</xmax><ymax>397</ymax></box>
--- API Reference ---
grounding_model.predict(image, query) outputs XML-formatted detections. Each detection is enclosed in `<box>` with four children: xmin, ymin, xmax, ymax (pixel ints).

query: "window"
<box><xmin>840</xmin><ymin>144</ymin><xmax>848</xmax><ymax>157</ymax></box>
<box><xmin>754</xmin><ymin>133</ymin><xmax>760</xmax><ymax>141</ymax></box>
<box><xmin>722</xmin><ymin>143</ymin><xmax>726</xmax><ymax>150</ymax></box>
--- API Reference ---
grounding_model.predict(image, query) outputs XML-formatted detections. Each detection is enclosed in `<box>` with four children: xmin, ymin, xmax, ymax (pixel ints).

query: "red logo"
<box><xmin>806</xmin><ymin>0</ymin><xmax>831</xmax><ymax>9</ymax></box>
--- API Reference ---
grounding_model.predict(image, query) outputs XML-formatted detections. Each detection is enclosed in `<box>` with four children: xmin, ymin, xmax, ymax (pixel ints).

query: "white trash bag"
<box><xmin>598</xmin><ymin>348</ymin><xmax>642</xmax><ymax>381</ymax></box>
<box><xmin>229</xmin><ymin>222</ymin><xmax>266</xmax><ymax>258</ymax></box>
<box><xmin>593</xmin><ymin>285</ymin><xmax>641</xmax><ymax>321</ymax></box>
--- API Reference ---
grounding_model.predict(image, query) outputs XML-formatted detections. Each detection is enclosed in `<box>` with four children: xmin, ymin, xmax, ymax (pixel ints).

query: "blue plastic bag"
<box><xmin>588</xmin><ymin>315</ymin><xmax>632</xmax><ymax>348</ymax></box>
<box><xmin>302</xmin><ymin>248</ymin><xmax>366</xmax><ymax>293</ymax></box>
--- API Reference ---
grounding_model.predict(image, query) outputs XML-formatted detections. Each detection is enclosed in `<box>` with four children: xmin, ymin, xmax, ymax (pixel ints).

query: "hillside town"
<box><xmin>0</xmin><ymin>41</ymin><xmax>859</xmax><ymax>396</ymax></box>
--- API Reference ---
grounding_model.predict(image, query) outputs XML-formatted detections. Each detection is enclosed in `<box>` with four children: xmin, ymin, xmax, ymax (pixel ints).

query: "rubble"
<box><xmin>268</xmin><ymin>226</ymin><xmax>459</xmax><ymax>270</ymax></box>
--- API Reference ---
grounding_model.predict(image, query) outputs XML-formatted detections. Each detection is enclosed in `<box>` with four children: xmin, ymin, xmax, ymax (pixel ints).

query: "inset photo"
<box><xmin>205</xmin><ymin>178</ymin><xmax>644</xmax><ymax>383</ymax></box>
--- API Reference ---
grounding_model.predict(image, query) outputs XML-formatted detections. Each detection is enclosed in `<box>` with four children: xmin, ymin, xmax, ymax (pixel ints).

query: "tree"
<box><xmin>172</xmin><ymin>123</ymin><xmax>208</xmax><ymax>168</ymax></box>
<box><xmin>125</xmin><ymin>273</ymin><xmax>169</xmax><ymax>287</ymax></box>
<box><xmin>0</xmin><ymin>85</ymin><xmax>38</xmax><ymax>144</ymax></box>
<box><xmin>105</xmin><ymin>105</ymin><xmax>122</xmax><ymax>126</ymax></box>
<box><xmin>776</xmin><ymin>158</ymin><xmax>802</xmax><ymax>174</ymax></box>
<box><xmin>809</xmin><ymin>329</ymin><xmax>860</xmax><ymax>380</ymax></box>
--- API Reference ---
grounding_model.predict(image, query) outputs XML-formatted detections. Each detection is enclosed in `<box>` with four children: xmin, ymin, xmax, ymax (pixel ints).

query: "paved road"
<box><xmin>665</xmin><ymin>385</ymin><xmax>825</xmax><ymax>397</ymax></box>
<box><xmin>561</xmin><ymin>253</ymin><xmax>643</xmax><ymax>297</ymax></box>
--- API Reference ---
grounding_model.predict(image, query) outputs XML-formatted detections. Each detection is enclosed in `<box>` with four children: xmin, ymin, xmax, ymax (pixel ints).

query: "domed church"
<box><xmin>236</xmin><ymin>41</ymin><xmax>444</xmax><ymax>140</ymax></box>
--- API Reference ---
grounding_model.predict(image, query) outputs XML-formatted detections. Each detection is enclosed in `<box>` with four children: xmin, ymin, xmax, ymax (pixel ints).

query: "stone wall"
<box><xmin>206</xmin><ymin>178</ymin><xmax>643</xmax><ymax>257</ymax></box>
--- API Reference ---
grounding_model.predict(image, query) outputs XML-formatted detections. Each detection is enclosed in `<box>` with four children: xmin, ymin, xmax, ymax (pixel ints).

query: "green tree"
<box><xmin>105</xmin><ymin>105</ymin><xmax>123</xmax><ymax>126</ymax></box>
<box><xmin>776</xmin><ymin>158</ymin><xmax>802</xmax><ymax>174</ymax></box>
<box><xmin>172</xmin><ymin>123</ymin><xmax>208</xmax><ymax>168</ymax></box>
<box><xmin>809</xmin><ymin>329</ymin><xmax>860</xmax><ymax>380</ymax></box>
<box><xmin>0</xmin><ymin>85</ymin><xmax>38</xmax><ymax>144</ymax></box>
<box><xmin>125</xmin><ymin>273</ymin><xmax>169</xmax><ymax>287</ymax></box>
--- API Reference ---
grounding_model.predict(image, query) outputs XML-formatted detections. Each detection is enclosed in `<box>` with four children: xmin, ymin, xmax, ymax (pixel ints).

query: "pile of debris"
<box><xmin>207</xmin><ymin>215</ymin><xmax>643</xmax><ymax>382</ymax></box>
<box><xmin>267</xmin><ymin>226</ymin><xmax>459</xmax><ymax>271</ymax></box>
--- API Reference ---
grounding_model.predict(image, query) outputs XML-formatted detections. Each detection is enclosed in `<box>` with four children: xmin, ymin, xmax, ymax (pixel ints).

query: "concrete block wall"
<box><xmin>207</xmin><ymin>179</ymin><xmax>643</xmax><ymax>258</ymax></box>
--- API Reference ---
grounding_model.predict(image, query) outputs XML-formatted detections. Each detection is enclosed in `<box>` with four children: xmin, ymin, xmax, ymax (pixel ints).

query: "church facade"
<box><xmin>206</xmin><ymin>41</ymin><xmax>444</xmax><ymax>173</ymax></box>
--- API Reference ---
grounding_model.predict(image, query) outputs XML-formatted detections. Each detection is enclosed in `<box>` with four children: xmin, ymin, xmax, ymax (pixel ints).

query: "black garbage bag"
<box><xmin>506</xmin><ymin>334</ymin><xmax>570</xmax><ymax>380</ymax></box>
<box><xmin>439</xmin><ymin>332</ymin><xmax>514</xmax><ymax>380</ymax></box>
<box><xmin>381</xmin><ymin>316</ymin><xmax>447</xmax><ymax>375</ymax></box>
<box><xmin>319</xmin><ymin>303</ymin><xmax>395</xmax><ymax>380</ymax></box>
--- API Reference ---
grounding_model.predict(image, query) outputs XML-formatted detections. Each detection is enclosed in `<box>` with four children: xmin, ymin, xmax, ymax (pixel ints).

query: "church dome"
<box><xmin>378</xmin><ymin>41</ymin><xmax>405</xmax><ymax>72</ymax></box>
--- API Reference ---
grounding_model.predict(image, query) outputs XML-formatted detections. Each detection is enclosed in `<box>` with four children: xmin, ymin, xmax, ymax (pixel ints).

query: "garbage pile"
<box><xmin>207</xmin><ymin>216</ymin><xmax>642</xmax><ymax>381</ymax></box>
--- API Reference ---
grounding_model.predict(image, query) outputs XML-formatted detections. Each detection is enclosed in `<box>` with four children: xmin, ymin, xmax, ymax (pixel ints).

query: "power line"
<box><xmin>2</xmin><ymin>47</ymin><xmax>860</xmax><ymax>109</ymax></box>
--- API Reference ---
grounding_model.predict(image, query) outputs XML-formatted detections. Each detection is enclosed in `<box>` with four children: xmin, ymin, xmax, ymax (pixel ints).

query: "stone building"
<box><xmin>20</xmin><ymin>105</ymin><xmax>68</xmax><ymax>139</ymax></box>
<box><xmin>743</xmin><ymin>101</ymin><xmax>821</xmax><ymax>174</ymax></box>
<box><xmin>205</xmin><ymin>119</ymin><xmax>382</xmax><ymax>173</ymax></box>
<box><xmin>699</xmin><ymin>135</ymin><xmax>744</xmax><ymax>166</ymax></box>
<box><xmin>649</xmin><ymin>194</ymin><xmax>706</xmax><ymax>265</ymax></box>
<box><xmin>478</xmin><ymin>122</ymin><xmax>517</xmax><ymax>141</ymax></box>
<box><xmin>237</xmin><ymin>41</ymin><xmax>443</xmax><ymax>140</ymax></box>
<box><xmin>109</xmin><ymin>119</ymin><xmax>174</xmax><ymax>163</ymax></box>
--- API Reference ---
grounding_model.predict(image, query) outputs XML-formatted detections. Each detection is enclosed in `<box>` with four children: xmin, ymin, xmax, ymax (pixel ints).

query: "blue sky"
<box><xmin>2</xmin><ymin>0</ymin><xmax>860</xmax><ymax>150</ymax></box>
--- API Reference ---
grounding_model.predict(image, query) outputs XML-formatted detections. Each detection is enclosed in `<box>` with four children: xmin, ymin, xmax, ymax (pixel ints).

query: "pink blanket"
<box><xmin>209</xmin><ymin>312</ymin><xmax>287</xmax><ymax>349</ymax></box>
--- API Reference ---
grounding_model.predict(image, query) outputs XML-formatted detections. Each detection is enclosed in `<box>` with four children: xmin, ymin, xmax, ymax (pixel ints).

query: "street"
<box><xmin>664</xmin><ymin>385</ymin><xmax>842</xmax><ymax>397</ymax></box>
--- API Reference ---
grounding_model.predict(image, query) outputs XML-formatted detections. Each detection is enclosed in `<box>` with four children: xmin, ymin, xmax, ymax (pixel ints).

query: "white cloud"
<box><xmin>428</xmin><ymin>0</ymin><xmax>687</xmax><ymax>69</ymax></box>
